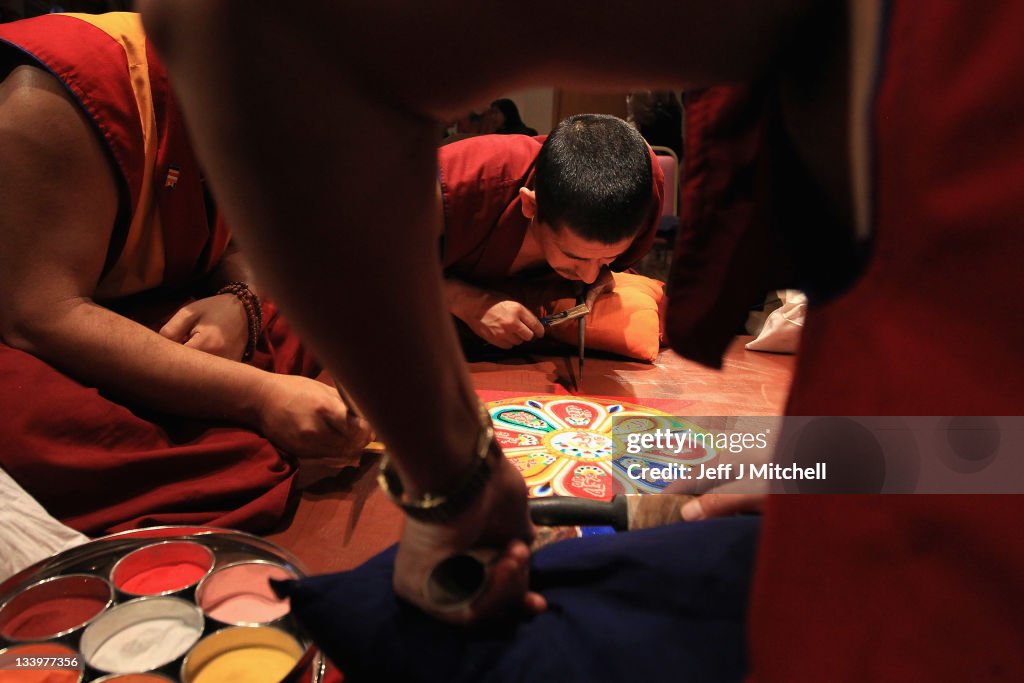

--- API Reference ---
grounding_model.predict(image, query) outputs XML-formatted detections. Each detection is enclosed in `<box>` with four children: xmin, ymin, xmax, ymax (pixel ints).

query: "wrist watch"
<box><xmin>377</xmin><ymin>403</ymin><xmax>500</xmax><ymax>523</ymax></box>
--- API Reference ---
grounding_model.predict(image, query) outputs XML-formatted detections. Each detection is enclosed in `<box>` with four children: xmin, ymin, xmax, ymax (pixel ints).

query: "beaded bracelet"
<box><xmin>216</xmin><ymin>281</ymin><xmax>263</xmax><ymax>362</ymax></box>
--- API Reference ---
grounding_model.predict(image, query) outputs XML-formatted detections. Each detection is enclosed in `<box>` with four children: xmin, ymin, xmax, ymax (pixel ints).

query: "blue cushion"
<box><xmin>277</xmin><ymin>517</ymin><xmax>759</xmax><ymax>683</ymax></box>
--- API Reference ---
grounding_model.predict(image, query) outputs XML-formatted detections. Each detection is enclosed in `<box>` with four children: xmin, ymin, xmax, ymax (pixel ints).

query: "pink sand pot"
<box><xmin>195</xmin><ymin>561</ymin><xmax>296</xmax><ymax>626</ymax></box>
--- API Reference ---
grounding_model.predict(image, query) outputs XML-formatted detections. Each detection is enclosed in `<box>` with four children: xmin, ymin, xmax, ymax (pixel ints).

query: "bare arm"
<box><xmin>0</xmin><ymin>65</ymin><xmax>368</xmax><ymax>459</ymax></box>
<box><xmin>208</xmin><ymin>239</ymin><xmax>258</xmax><ymax>291</ymax></box>
<box><xmin>444</xmin><ymin>278</ymin><xmax>545</xmax><ymax>350</ymax></box>
<box><xmin>160</xmin><ymin>239</ymin><xmax>258</xmax><ymax>363</ymax></box>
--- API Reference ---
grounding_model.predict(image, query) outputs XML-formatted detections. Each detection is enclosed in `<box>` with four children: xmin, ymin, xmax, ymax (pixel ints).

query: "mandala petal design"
<box><xmin>494</xmin><ymin>427</ymin><xmax>542</xmax><ymax>452</ymax></box>
<box><xmin>507</xmin><ymin>452</ymin><xmax>565</xmax><ymax>485</ymax></box>
<box><xmin>553</xmin><ymin>462</ymin><xmax>614</xmax><ymax>501</ymax></box>
<box><xmin>492</xmin><ymin>407</ymin><xmax>557</xmax><ymax>432</ymax></box>
<box><xmin>545</xmin><ymin>399</ymin><xmax>605</xmax><ymax>430</ymax></box>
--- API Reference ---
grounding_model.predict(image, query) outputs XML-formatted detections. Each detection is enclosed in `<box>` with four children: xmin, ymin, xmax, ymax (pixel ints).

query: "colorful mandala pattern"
<box><xmin>488</xmin><ymin>395</ymin><xmax>715</xmax><ymax>500</ymax></box>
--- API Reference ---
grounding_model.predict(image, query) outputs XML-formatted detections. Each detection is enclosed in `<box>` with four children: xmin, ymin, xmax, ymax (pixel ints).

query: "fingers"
<box><xmin>468</xmin><ymin>540</ymin><xmax>531</xmax><ymax>617</ymax></box>
<box><xmin>182</xmin><ymin>325</ymin><xmax>216</xmax><ymax>347</ymax></box>
<box><xmin>318</xmin><ymin>389</ymin><xmax>375</xmax><ymax>452</ymax></box>
<box><xmin>439</xmin><ymin>539</ymin><xmax>545</xmax><ymax>625</ymax></box>
<box><xmin>323</xmin><ymin>410</ymin><xmax>375</xmax><ymax>451</ymax></box>
<box><xmin>521</xmin><ymin>310</ymin><xmax>545</xmax><ymax>339</ymax></box>
<box><xmin>158</xmin><ymin>306</ymin><xmax>197</xmax><ymax>342</ymax></box>
<box><xmin>681</xmin><ymin>492</ymin><xmax>764</xmax><ymax>521</ymax></box>
<box><xmin>496</xmin><ymin>311</ymin><xmax>544</xmax><ymax>346</ymax></box>
<box><xmin>160</xmin><ymin>301</ymin><xmax>245</xmax><ymax>360</ymax></box>
<box><xmin>512</xmin><ymin>321</ymin><xmax>535</xmax><ymax>342</ymax></box>
<box><xmin>485</xmin><ymin>324</ymin><xmax>529</xmax><ymax>349</ymax></box>
<box><xmin>479</xmin><ymin>301</ymin><xmax>545</xmax><ymax>347</ymax></box>
<box><xmin>523</xmin><ymin>590</ymin><xmax>548</xmax><ymax>615</ymax></box>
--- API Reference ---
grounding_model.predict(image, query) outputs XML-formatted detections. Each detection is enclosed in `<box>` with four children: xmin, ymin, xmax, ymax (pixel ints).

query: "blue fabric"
<box><xmin>278</xmin><ymin>517</ymin><xmax>759</xmax><ymax>683</ymax></box>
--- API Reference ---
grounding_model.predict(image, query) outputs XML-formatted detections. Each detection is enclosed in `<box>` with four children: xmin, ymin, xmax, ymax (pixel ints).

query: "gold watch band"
<box><xmin>377</xmin><ymin>402</ymin><xmax>498</xmax><ymax>522</ymax></box>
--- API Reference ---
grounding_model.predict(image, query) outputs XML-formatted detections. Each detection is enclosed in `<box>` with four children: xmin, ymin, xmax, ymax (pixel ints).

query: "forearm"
<box><xmin>142</xmin><ymin>7</ymin><xmax>484</xmax><ymax>495</ymax></box>
<box><xmin>444</xmin><ymin>278</ymin><xmax>490</xmax><ymax>324</ymax></box>
<box><xmin>8</xmin><ymin>299</ymin><xmax>268</xmax><ymax>427</ymax></box>
<box><xmin>208</xmin><ymin>241</ymin><xmax>258</xmax><ymax>292</ymax></box>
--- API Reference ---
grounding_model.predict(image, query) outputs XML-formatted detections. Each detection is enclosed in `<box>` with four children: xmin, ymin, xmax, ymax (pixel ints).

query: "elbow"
<box><xmin>0</xmin><ymin>307</ymin><xmax>49</xmax><ymax>354</ymax></box>
<box><xmin>0</xmin><ymin>319</ymin><xmax>43</xmax><ymax>355</ymax></box>
<box><xmin>0</xmin><ymin>298</ymin><xmax>85</xmax><ymax>357</ymax></box>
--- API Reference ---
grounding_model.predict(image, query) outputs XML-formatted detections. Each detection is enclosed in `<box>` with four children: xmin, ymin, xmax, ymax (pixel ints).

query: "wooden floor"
<box><xmin>265</xmin><ymin>336</ymin><xmax>794</xmax><ymax>575</ymax></box>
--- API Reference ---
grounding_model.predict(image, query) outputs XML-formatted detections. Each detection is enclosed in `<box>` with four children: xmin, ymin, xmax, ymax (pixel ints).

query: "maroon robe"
<box><xmin>667</xmin><ymin>3</ymin><xmax>1024</xmax><ymax>679</ymax></box>
<box><xmin>0</xmin><ymin>14</ymin><xmax>314</xmax><ymax>535</ymax></box>
<box><xmin>438</xmin><ymin>134</ymin><xmax>664</xmax><ymax>281</ymax></box>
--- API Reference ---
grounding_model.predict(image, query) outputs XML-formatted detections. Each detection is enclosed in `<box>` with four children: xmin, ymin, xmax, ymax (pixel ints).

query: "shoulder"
<box><xmin>0</xmin><ymin>64</ymin><xmax>119</xmax><ymax>302</ymax></box>
<box><xmin>0</xmin><ymin>63</ymin><xmax>118</xmax><ymax>230</ymax></box>
<box><xmin>440</xmin><ymin>133</ymin><xmax>544</xmax><ymax>172</ymax></box>
<box><xmin>0</xmin><ymin>64</ymin><xmax>100</xmax><ymax>164</ymax></box>
<box><xmin>438</xmin><ymin>134</ymin><xmax>541</xmax><ymax>208</ymax></box>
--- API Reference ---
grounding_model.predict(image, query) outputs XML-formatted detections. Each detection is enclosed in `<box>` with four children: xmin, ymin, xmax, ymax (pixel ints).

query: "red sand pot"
<box><xmin>0</xmin><ymin>575</ymin><xmax>113</xmax><ymax>642</ymax></box>
<box><xmin>0</xmin><ymin>642</ymin><xmax>83</xmax><ymax>683</ymax></box>
<box><xmin>110</xmin><ymin>542</ymin><xmax>214</xmax><ymax>597</ymax></box>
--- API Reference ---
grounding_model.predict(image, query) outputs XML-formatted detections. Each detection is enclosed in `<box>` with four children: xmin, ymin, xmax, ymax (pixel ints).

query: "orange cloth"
<box><xmin>501</xmin><ymin>272</ymin><xmax>664</xmax><ymax>362</ymax></box>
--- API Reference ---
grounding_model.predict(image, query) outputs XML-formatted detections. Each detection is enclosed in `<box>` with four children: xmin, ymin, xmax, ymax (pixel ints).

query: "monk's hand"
<box><xmin>255</xmin><ymin>374</ymin><xmax>374</xmax><ymax>460</ymax></box>
<box><xmin>664</xmin><ymin>478</ymin><xmax>766</xmax><ymax>521</ymax></box>
<box><xmin>394</xmin><ymin>454</ymin><xmax>547</xmax><ymax>624</ymax></box>
<box><xmin>584</xmin><ymin>266</ymin><xmax>615</xmax><ymax>311</ymax></box>
<box><xmin>159</xmin><ymin>294</ymin><xmax>248</xmax><ymax>361</ymax></box>
<box><xmin>679</xmin><ymin>492</ymin><xmax>765</xmax><ymax>521</ymax></box>
<box><xmin>471</xmin><ymin>297</ymin><xmax>545</xmax><ymax>349</ymax></box>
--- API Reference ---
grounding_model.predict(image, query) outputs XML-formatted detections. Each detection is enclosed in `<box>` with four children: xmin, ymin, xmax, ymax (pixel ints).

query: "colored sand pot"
<box><xmin>0</xmin><ymin>643</ymin><xmax>83</xmax><ymax>683</ymax></box>
<box><xmin>195</xmin><ymin>561</ymin><xmax>295</xmax><ymax>626</ymax></box>
<box><xmin>181</xmin><ymin>626</ymin><xmax>303</xmax><ymax>683</ymax></box>
<box><xmin>0</xmin><ymin>575</ymin><xmax>113</xmax><ymax>642</ymax></box>
<box><xmin>79</xmin><ymin>597</ymin><xmax>203</xmax><ymax>675</ymax></box>
<box><xmin>110</xmin><ymin>542</ymin><xmax>215</xmax><ymax>598</ymax></box>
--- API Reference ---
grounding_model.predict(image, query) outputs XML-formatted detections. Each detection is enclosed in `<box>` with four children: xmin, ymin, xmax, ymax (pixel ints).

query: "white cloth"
<box><xmin>0</xmin><ymin>467</ymin><xmax>89</xmax><ymax>582</ymax></box>
<box><xmin>745</xmin><ymin>289</ymin><xmax>807</xmax><ymax>354</ymax></box>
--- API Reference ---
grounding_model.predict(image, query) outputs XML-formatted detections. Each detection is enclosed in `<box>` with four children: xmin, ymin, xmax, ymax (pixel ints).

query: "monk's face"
<box><xmin>535</xmin><ymin>223</ymin><xmax>632</xmax><ymax>284</ymax></box>
<box><xmin>519</xmin><ymin>187</ymin><xmax>633</xmax><ymax>284</ymax></box>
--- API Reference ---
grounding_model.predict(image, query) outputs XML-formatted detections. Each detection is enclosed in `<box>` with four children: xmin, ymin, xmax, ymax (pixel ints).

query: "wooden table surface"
<box><xmin>265</xmin><ymin>337</ymin><xmax>794</xmax><ymax>575</ymax></box>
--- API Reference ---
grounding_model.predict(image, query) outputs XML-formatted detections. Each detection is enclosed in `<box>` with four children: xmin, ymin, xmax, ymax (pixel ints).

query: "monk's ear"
<box><xmin>519</xmin><ymin>187</ymin><xmax>537</xmax><ymax>219</ymax></box>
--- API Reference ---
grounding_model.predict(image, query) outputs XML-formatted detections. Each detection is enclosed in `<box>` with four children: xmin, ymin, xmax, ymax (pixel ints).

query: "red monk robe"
<box><xmin>668</xmin><ymin>3</ymin><xmax>1024</xmax><ymax>679</ymax></box>
<box><xmin>0</xmin><ymin>13</ymin><xmax>315</xmax><ymax>535</ymax></box>
<box><xmin>438</xmin><ymin>134</ymin><xmax>663</xmax><ymax>280</ymax></box>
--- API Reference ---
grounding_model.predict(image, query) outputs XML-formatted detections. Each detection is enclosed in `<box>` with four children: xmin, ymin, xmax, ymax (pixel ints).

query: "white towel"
<box><xmin>0</xmin><ymin>467</ymin><xmax>89</xmax><ymax>582</ymax></box>
<box><xmin>746</xmin><ymin>289</ymin><xmax>807</xmax><ymax>354</ymax></box>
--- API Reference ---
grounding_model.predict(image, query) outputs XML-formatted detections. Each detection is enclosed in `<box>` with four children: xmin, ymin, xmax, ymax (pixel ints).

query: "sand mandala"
<box><xmin>487</xmin><ymin>395</ymin><xmax>716</xmax><ymax>500</ymax></box>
